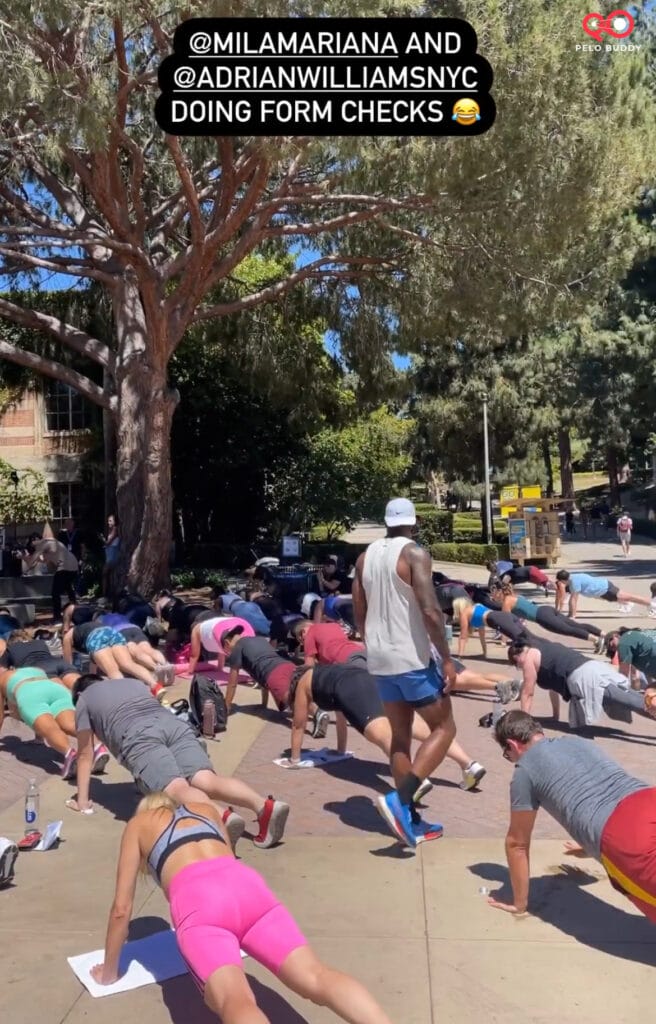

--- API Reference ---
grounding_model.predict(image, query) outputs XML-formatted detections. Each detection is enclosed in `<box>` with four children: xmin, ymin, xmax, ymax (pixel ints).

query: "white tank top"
<box><xmin>198</xmin><ymin>617</ymin><xmax>225</xmax><ymax>653</ymax></box>
<box><xmin>362</xmin><ymin>536</ymin><xmax>431</xmax><ymax>675</ymax></box>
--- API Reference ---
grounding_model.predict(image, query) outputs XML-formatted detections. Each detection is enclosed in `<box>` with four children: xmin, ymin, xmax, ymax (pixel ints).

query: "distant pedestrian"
<box><xmin>21</xmin><ymin>533</ymin><xmax>78</xmax><ymax>624</ymax></box>
<box><xmin>590</xmin><ymin>504</ymin><xmax>601</xmax><ymax>540</ymax></box>
<box><xmin>616</xmin><ymin>509</ymin><xmax>633</xmax><ymax>557</ymax></box>
<box><xmin>102</xmin><ymin>514</ymin><xmax>120</xmax><ymax>597</ymax></box>
<box><xmin>565</xmin><ymin>509</ymin><xmax>575</xmax><ymax>535</ymax></box>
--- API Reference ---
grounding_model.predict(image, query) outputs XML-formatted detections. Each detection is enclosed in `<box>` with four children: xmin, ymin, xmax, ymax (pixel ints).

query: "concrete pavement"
<box><xmin>1</xmin><ymin>531</ymin><xmax>656</xmax><ymax>1023</ymax></box>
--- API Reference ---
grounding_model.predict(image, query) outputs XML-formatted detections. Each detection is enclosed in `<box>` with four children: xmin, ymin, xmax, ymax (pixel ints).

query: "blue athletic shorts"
<box><xmin>323</xmin><ymin>595</ymin><xmax>339</xmax><ymax>619</ymax></box>
<box><xmin>86</xmin><ymin>627</ymin><xmax>126</xmax><ymax>655</ymax></box>
<box><xmin>375</xmin><ymin>661</ymin><xmax>445</xmax><ymax>708</ymax></box>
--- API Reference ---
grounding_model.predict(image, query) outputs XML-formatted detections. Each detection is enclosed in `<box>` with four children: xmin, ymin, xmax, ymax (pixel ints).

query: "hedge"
<box><xmin>430</xmin><ymin>542</ymin><xmax>510</xmax><ymax>565</ymax></box>
<box><xmin>416</xmin><ymin>508</ymin><xmax>454</xmax><ymax>545</ymax></box>
<box><xmin>186</xmin><ymin>540</ymin><xmax>369</xmax><ymax>572</ymax></box>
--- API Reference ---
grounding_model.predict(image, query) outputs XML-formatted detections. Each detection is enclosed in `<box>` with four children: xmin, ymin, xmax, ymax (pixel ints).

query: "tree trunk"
<box><xmin>607</xmin><ymin>446</ymin><xmax>621</xmax><ymax>506</ymax></box>
<box><xmin>112</xmin><ymin>276</ymin><xmax>178</xmax><ymax>594</ymax></box>
<box><xmin>114</xmin><ymin>364</ymin><xmax>178</xmax><ymax>593</ymax></box>
<box><xmin>102</xmin><ymin>370</ymin><xmax>117</xmax><ymax>523</ymax></box>
<box><xmin>541</xmin><ymin>435</ymin><xmax>554</xmax><ymax>497</ymax></box>
<box><xmin>557</xmin><ymin>428</ymin><xmax>574</xmax><ymax>498</ymax></box>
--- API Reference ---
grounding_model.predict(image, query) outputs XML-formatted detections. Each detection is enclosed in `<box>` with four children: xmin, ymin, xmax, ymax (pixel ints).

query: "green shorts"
<box><xmin>8</xmin><ymin>670</ymin><xmax>74</xmax><ymax>729</ymax></box>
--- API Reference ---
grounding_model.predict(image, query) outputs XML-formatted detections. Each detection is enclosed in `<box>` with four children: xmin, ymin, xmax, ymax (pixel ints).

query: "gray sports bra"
<box><xmin>147</xmin><ymin>805</ymin><xmax>225</xmax><ymax>882</ymax></box>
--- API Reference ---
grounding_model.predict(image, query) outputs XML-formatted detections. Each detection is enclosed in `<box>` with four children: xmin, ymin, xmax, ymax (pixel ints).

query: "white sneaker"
<box><xmin>618</xmin><ymin>603</ymin><xmax>634</xmax><ymax>614</ymax></box>
<box><xmin>460</xmin><ymin>762</ymin><xmax>486</xmax><ymax>791</ymax></box>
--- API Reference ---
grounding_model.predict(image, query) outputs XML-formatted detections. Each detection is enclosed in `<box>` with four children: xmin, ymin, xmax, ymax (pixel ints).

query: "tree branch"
<box><xmin>0</xmin><ymin>296</ymin><xmax>115</xmax><ymax>371</ymax></box>
<box><xmin>0</xmin><ymin>246</ymin><xmax>117</xmax><ymax>283</ymax></box>
<box><xmin>192</xmin><ymin>256</ymin><xmax>398</xmax><ymax>321</ymax></box>
<box><xmin>0</xmin><ymin>338</ymin><xmax>112</xmax><ymax>410</ymax></box>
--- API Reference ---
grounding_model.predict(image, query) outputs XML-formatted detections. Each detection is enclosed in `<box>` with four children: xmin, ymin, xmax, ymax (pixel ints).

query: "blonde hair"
<box><xmin>452</xmin><ymin>597</ymin><xmax>473</xmax><ymax>619</ymax></box>
<box><xmin>136</xmin><ymin>791</ymin><xmax>178</xmax><ymax>816</ymax></box>
<box><xmin>135</xmin><ymin>791</ymin><xmax>179</xmax><ymax>876</ymax></box>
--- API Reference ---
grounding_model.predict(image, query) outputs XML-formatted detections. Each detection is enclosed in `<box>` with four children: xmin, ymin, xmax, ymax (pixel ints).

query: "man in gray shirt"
<box><xmin>488</xmin><ymin>710</ymin><xmax>656</xmax><ymax>923</ymax></box>
<box><xmin>67</xmin><ymin>674</ymin><xmax>289</xmax><ymax>849</ymax></box>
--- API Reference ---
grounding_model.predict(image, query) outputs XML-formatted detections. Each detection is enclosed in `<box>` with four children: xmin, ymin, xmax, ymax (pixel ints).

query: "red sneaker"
<box><xmin>253</xmin><ymin>797</ymin><xmax>290</xmax><ymax>849</ymax></box>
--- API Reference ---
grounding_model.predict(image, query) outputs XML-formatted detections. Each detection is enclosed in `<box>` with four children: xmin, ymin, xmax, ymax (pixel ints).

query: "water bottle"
<box><xmin>25</xmin><ymin>778</ymin><xmax>39</xmax><ymax>834</ymax></box>
<box><xmin>202</xmin><ymin>699</ymin><xmax>216</xmax><ymax>738</ymax></box>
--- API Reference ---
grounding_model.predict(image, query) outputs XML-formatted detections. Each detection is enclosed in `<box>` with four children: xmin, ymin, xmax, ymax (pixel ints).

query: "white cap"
<box><xmin>384</xmin><ymin>497</ymin><xmax>416</xmax><ymax>527</ymax></box>
<box><xmin>301</xmin><ymin>593</ymin><xmax>321</xmax><ymax>617</ymax></box>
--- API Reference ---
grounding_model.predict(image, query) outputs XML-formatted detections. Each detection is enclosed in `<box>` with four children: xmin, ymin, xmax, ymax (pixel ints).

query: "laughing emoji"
<box><xmin>452</xmin><ymin>98</ymin><xmax>481</xmax><ymax>126</ymax></box>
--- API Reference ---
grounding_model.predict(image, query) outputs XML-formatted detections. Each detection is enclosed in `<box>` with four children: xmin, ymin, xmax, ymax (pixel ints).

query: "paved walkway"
<box><xmin>2</xmin><ymin>531</ymin><xmax>655</xmax><ymax>1023</ymax></box>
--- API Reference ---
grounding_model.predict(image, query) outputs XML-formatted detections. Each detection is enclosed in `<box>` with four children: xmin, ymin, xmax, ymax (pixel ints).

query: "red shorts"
<box><xmin>528</xmin><ymin>566</ymin><xmax>549</xmax><ymax>586</ymax></box>
<box><xmin>265</xmin><ymin>662</ymin><xmax>296</xmax><ymax>708</ymax></box>
<box><xmin>600</xmin><ymin>787</ymin><xmax>656</xmax><ymax>922</ymax></box>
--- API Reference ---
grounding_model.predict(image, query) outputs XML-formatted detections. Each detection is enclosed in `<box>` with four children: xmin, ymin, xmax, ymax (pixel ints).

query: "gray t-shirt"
<box><xmin>511</xmin><ymin>736</ymin><xmax>649</xmax><ymax>857</ymax></box>
<box><xmin>75</xmin><ymin>677</ymin><xmax>161</xmax><ymax>757</ymax></box>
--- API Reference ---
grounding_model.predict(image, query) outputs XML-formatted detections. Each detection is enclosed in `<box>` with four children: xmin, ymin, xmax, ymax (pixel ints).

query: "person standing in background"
<box><xmin>102</xmin><ymin>514</ymin><xmax>120</xmax><ymax>598</ymax></box>
<box><xmin>21</xmin><ymin>532</ymin><xmax>78</xmax><ymax>624</ymax></box>
<box><xmin>616</xmin><ymin>509</ymin><xmax>633</xmax><ymax>557</ymax></box>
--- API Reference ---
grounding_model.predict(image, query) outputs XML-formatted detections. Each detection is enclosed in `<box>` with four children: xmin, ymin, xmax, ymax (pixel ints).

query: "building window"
<box><xmin>48</xmin><ymin>483</ymin><xmax>86</xmax><ymax>527</ymax></box>
<box><xmin>44</xmin><ymin>381</ymin><xmax>95</xmax><ymax>432</ymax></box>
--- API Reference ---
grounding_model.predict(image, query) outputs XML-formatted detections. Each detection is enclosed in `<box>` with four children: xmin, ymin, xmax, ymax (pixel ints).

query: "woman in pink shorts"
<box><xmin>90</xmin><ymin>793</ymin><xmax>394</xmax><ymax>1023</ymax></box>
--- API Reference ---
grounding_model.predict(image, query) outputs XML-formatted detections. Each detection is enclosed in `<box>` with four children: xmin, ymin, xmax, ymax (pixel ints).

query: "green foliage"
<box><xmin>266</xmin><ymin>408</ymin><xmax>412</xmax><ymax>538</ymax></box>
<box><xmin>429</xmin><ymin>542</ymin><xmax>507</xmax><ymax>565</ymax></box>
<box><xmin>0</xmin><ymin>459</ymin><xmax>51</xmax><ymax>525</ymax></box>
<box><xmin>170</xmin><ymin>568</ymin><xmax>228</xmax><ymax>590</ymax></box>
<box><xmin>416</xmin><ymin>509</ymin><xmax>454</xmax><ymax>545</ymax></box>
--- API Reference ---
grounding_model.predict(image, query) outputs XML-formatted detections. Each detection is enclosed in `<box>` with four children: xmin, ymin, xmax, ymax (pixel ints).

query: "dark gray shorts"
<box><xmin>120</xmin><ymin>715</ymin><xmax>212</xmax><ymax>792</ymax></box>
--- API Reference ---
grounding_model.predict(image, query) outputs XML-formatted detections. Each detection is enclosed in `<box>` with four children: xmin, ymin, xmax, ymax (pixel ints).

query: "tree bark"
<box><xmin>607</xmin><ymin>446</ymin><xmax>621</xmax><ymax>506</ymax></box>
<box><xmin>541</xmin><ymin>435</ymin><xmax>554</xmax><ymax>497</ymax></box>
<box><xmin>112</xmin><ymin>276</ymin><xmax>178</xmax><ymax>594</ymax></box>
<box><xmin>557</xmin><ymin>428</ymin><xmax>574</xmax><ymax>498</ymax></box>
<box><xmin>102</xmin><ymin>370</ymin><xmax>117</xmax><ymax>522</ymax></box>
<box><xmin>113</xmin><ymin>363</ymin><xmax>178</xmax><ymax>593</ymax></box>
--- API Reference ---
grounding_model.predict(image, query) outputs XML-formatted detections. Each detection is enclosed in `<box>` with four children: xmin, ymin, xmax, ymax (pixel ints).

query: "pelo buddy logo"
<box><xmin>582</xmin><ymin>9</ymin><xmax>635</xmax><ymax>42</ymax></box>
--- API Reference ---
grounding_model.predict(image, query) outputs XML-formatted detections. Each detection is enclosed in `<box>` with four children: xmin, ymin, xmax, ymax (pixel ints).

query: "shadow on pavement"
<box><xmin>161</xmin><ymin>972</ymin><xmax>311</xmax><ymax>1023</ymax></box>
<box><xmin>127</xmin><ymin>915</ymin><xmax>170</xmax><ymax>941</ymax></box>
<box><xmin>88</xmin><ymin>779</ymin><xmax>140</xmax><ymax>821</ymax></box>
<box><xmin>469</xmin><ymin>861</ymin><xmax>656</xmax><ymax>964</ymax></box>
<box><xmin>0</xmin><ymin>734</ymin><xmax>64</xmax><ymax>775</ymax></box>
<box><xmin>534</xmin><ymin>716</ymin><xmax>656</xmax><ymax>747</ymax></box>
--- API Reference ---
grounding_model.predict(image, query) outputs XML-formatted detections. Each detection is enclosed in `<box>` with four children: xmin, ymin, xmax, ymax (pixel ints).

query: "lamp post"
<box><xmin>482</xmin><ymin>393</ymin><xmax>493</xmax><ymax>544</ymax></box>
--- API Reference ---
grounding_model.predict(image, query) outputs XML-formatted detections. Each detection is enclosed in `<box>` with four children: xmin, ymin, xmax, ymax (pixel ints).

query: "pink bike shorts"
<box><xmin>168</xmin><ymin>857</ymin><xmax>307</xmax><ymax>989</ymax></box>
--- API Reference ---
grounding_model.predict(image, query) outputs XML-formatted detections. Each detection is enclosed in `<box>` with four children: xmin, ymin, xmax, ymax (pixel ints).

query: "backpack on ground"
<box><xmin>188</xmin><ymin>674</ymin><xmax>228</xmax><ymax>735</ymax></box>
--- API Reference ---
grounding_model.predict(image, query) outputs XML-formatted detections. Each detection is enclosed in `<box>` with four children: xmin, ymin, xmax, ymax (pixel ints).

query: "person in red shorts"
<box><xmin>487</xmin><ymin>710</ymin><xmax>656</xmax><ymax>920</ymax></box>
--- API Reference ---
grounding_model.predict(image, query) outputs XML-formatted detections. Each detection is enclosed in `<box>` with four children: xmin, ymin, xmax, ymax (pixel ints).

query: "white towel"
<box><xmin>68</xmin><ymin>929</ymin><xmax>246</xmax><ymax>998</ymax></box>
<box><xmin>274</xmin><ymin>748</ymin><xmax>354</xmax><ymax>769</ymax></box>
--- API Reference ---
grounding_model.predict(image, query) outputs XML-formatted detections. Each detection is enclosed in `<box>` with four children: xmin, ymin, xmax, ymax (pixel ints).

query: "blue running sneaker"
<box><xmin>413</xmin><ymin>819</ymin><xmax>444</xmax><ymax>844</ymax></box>
<box><xmin>375</xmin><ymin>792</ymin><xmax>417</xmax><ymax>848</ymax></box>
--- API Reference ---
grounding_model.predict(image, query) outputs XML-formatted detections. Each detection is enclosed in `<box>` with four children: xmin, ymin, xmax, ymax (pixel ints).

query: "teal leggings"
<box><xmin>7</xmin><ymin>670</ymin><xmax>73</xmax><ymax>729</ymax></box>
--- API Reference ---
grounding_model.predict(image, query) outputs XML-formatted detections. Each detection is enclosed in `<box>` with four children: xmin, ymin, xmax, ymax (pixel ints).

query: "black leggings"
<box><xmin>486</xmin><ymin>611</ymin><xmax>530</xmax><ymax>642</ymax></box>
<box><xmin>535</xmin><ymin>606</ymin><xmax>601</xmax><ymax>641</ymax></box>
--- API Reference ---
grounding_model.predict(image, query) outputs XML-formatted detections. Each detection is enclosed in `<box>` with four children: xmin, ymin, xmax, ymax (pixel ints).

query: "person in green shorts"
<box><xmin>0</xmin><ymin>666</ymin><xmax>108</xmax><ymax>780</ymax></box>
<box><xmin>606</xmin><ymin>629</ymin><xmax>656</xmax><ymax>688</ymax></box>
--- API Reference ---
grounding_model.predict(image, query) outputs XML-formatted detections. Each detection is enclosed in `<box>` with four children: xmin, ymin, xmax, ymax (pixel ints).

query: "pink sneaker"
<box><xmin>61</xmin><ymin>748</ymin><xmax>78</xmax><ymax>780</ymax></box>
<box><xmin>92</xmin><ymin>744</ymin><xmax>110</xmax><ymax>775</ymax></box>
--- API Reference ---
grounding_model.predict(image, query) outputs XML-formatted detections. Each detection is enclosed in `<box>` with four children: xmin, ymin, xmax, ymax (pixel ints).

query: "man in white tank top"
<box><xmin>353</xmin><ymin>498</ymin><xmax>457</xmax><ymax>849</ymax></box>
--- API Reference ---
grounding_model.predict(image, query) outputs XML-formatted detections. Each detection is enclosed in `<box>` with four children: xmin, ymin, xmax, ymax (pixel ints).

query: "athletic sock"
<box><xmin>398</xmin><ymin>772</ymin><xmax>422</xmax><ymax>807</ymax></box>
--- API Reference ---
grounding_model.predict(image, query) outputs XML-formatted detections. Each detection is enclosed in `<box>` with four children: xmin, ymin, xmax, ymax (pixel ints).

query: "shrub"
<box><xmin>430</xmin><ymin>542</ymin><xmax>510</xmax><ymax>565</ymax></box>
<box><xmin>416</xmin><ymin>508</ymin><xmax>453</xmax><ymax>545</ymax></box>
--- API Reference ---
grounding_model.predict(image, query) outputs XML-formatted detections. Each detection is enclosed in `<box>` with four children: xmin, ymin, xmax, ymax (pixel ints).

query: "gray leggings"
<box><xmin>603</xmin><ymin>684</ymin><xmax>650</xmax><ymax>718</ymax></box>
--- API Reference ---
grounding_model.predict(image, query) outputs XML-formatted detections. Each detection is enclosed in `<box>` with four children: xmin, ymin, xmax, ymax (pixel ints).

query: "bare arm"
<box><xmin>489</xmin><ymin>810</ymin><xmax>537</xmax><ymax>914</ymax></box>
<box><xmin>568</xmin><ymin>592</ymin><xmax>578</xmax><ymax>619</ymax></box>
<box><xmin>457</xmin><ymin>608</ymin><xmax>470</xmax><ymax>658</ymax></box>
<box><xmin>188</xmin><ymin>626</ymin><xmax>202</xmax><ymax>676</ymax></box>
<box><xmin>94</xmin><ymin>820</ymin><xmax>142</xmax><ymax>984</ymax></box>
<box><xmin>406</xmin><ymin>547</ymin><xmax>455</xmax><ymax>686</ymax></box>
<box><xmin>290</xmin><ymin>678</ymin><xmax>311</xmax><ymax>762</ymax></box>
<box><xmin>554</xmin><ymin>582</ymin><xmax>565</xmax><ymax>613</ymax></box>
<box><xmin>478</xmin><ymin>625</ymin><xmax>488</xmax><ymax>659</ymax></box>
<box><xmin>225</xmin><ymin>667</ymin><xmax>240</xmax><ymax>710</ymax></box>
<box><xmin>69</xmin><ymin>728</ymin><xmax>94</xmax><ymax>811</ymax></box>
<box><xmin>352</xmin><ymin>554</ymin><xmax>367</xmax><ymax>639</ymax></box>
<box><xmin>519</xmin><ymin>651</ymin><xmax>539</xmax><ymax>714</ymax></box>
